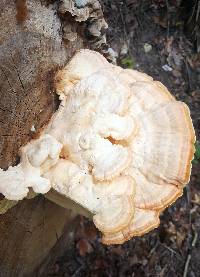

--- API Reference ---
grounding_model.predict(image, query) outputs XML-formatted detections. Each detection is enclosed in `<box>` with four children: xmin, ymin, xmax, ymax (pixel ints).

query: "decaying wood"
<box><xmin>0</xmin><ymin>0</ymin><xmax>82</xmax><ymax>169</ymax></box>
<box><xmin>0</xmin><ymin>0</ymin><xmax>107</xmax><ymax>275</ymax></box>
<box><xmin>0</xmin><ymin>195</ymin><xmax>77</xmax><ymax>276</ymax></box>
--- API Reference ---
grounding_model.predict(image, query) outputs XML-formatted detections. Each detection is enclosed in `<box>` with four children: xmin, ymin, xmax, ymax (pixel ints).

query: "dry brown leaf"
<box><xmin>76</xmin><ymin>239</ymin><xmax>93</xmax><ymax>256</ymax></box>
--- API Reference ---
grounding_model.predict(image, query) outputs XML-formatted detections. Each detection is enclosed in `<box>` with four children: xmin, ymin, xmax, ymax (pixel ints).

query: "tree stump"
<box><xmin>0</xmin><ymin>0</ymin><xmax>107</xmax><ymax>275</ymax></box>
<box><xmin>0</xmin><ymin>196</ymin><xmax>77</xmax><ymax>276</ymax></box>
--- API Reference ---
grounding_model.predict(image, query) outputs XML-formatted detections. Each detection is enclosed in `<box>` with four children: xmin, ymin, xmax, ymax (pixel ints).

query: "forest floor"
<box><xmin>47</xmin><ymin>1</ymin><xmax>200</xmax><ymax>276</ymax></box>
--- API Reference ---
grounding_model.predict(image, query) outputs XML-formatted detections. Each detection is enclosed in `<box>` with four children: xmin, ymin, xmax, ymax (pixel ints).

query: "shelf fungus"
<box><xmin>0</xmin><ymin>50</ymin><xmax>195</xmax><ymax>244</ymax></box>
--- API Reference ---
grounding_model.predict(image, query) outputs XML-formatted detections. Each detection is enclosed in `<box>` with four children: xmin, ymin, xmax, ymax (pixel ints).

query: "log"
<box><xmin>0</xmin><ymin>196</ymin><xmax>77</xmax><ymax>276</ymax></box>
<box><xmin>0</xmin><ymin>0</ymin><xmax>107</xmax><ymax>275</ymax></box>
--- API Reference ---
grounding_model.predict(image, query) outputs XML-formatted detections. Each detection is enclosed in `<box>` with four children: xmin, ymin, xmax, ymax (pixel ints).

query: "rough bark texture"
<box><xmin>0</xmin><ymin>0</ymin><xmax>107</xmax><ymax>275</ymax></box>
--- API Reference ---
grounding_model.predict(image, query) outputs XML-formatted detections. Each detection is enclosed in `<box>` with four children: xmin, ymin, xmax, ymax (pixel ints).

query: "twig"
<box><xmin>160</xmin><ymin>243</ymin><xmax>182</xmax><ymax>260</ymax></box>
<box><xmin>72</xmin><ymin>265</ymin><xmax>84</xmax><ymax>277</ymax></box>
<box><xmin>148</xmin><ymin>241</ymin><xmax>158</xmax><ymax>257</ymax></box>
<box><xmin>192</xmin><ymin>230</ymin><xmax>198</xmax><ymax>247</ymax></box>
<box><xmin>165</xmin><ymin>0</ymin><xmax>170</xmax><ymax>39</ymax></box>
<box><xmin>185</xmin><ymin>59</ymin><xmax>192</xmax><ymax>91</ymax></box>
<box><xmin>117</xmin><ymin>1</ymin><xmax>129</xmax><ymax>50</ymax></box>
<box><xmin>183</xmin><ymin>227</ymin><xmax>198</xmax><ymax>277</ymax></box>
<box><xmin>183</xmin><ymin>254</ymin><xmax>191</xmax><ymax>277</ymax></box>
<box><xmin>196</xmin><ymin>0</ymin><xmax>200</xmax><ymax>22</ymax></box>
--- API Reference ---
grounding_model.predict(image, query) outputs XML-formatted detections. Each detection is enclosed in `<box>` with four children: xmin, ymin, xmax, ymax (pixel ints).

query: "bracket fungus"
<box><xmin>0</xmin><ymin>50</ymin><xmax>195</xmax><ymax>244</ymax></box>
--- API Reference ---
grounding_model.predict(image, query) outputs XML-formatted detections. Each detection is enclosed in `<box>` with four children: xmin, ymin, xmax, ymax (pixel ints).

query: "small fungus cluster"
<box><xmin>0</xmin><ymin>50</ymin><xmax>195</xmax><ymax>244</ymax></box>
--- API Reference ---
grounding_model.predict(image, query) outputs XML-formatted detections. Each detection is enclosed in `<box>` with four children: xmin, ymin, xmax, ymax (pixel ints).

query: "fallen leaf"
<box><xmin>144</xmin><ymin>43</ymin><xmax>152</xmax><ymax>53</ymax></box>
<box><xmin>191</xmin><ymin>193</ymin><xmax>200</xmax><ymax>205</ymax></box>
<box><xmin>176</xmin><ymin>231</ymin><xmax>186</xmax><ymax>247</ymax></box>
<box><xmin>153</xmin><ymin>16</ymin><xmax>167</xmax><ymax>28</ymax></box>
<box><xmin>76</xmin><ymin>239</ymin><xmax>93</xmax><ymax>256</ymax></box>
<box><xmin>84</xmin><ymin>224</ymin><xmax>98</xmax><ymax>240</ymax></box>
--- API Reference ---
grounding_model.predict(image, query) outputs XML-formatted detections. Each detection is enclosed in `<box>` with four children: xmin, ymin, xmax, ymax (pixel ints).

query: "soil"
<box><xmin>46</xmin><ymin>1</ymin><xmax>200</xmax><ymax>276</ymax></box>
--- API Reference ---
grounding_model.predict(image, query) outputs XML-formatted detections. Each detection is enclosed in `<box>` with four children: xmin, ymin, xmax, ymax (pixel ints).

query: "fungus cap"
<box><xmin>0</xmin><ymin>50</ymin><xmax>195</xmax><ymax>244</ymax></box>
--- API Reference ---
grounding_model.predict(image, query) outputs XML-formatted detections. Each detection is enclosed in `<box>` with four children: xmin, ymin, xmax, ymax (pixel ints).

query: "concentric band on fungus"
<box><xmin>0</xmin><ymin>49</ymin><xmax>195</xmax><ymax>244</ymax></box>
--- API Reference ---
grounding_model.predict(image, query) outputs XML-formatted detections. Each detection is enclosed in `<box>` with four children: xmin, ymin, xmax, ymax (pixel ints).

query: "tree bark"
<box><xmin>0</xmin><ymin>0</ymin><xmax>106</xmax><ymax>275</ymax></box>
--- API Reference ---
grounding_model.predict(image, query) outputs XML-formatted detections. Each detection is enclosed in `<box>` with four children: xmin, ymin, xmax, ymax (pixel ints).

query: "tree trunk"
<box><xmin>0</xmin><ymin>0</ymin><xmax>106</xmax><ymax>275</ymax></box>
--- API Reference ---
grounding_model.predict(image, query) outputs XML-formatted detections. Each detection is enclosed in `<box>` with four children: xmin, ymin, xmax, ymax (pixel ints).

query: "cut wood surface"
<box><xmin>0</xmin><ymin>0</ymin><xmax>84</xmax><ymax>169</ymax></box>
<box><xmin>0</xmin><ymin>196</ymin><xmax>77</xmax><ymax>277</ymax></box>
<box><xmin>0</xmin><ymin>0</ymin><xmax>106</xmax><ymax>275</ymax></box>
